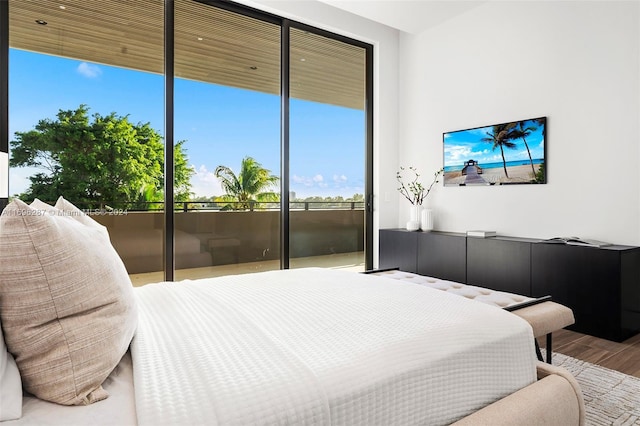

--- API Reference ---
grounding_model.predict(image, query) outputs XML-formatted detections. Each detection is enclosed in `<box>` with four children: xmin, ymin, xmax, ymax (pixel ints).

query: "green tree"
<box><xmin>481</xmin><ymin>123</ymin><xmax>518</xmax><ymax>178</ymax></box>
<box><xmin>10</xmin><ymin>105</ymin><xmax>193</xmax><ymax>209</ymax></box>
<box><xmin>214</xmin><ymin>156</ymin><xmax>279</xmax><ymax>210</ymax></box>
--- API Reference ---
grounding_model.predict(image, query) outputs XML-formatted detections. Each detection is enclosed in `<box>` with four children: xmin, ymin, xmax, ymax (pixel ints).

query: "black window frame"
<box><xmin>0</xmin><ymin>0</ymin><xmax>374</xmax><ymax>276</ymax></box>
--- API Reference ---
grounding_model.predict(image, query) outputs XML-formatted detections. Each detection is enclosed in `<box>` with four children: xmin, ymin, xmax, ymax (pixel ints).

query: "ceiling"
<box><xmin>317</xmin><ymin>0</ymin><xmax>488</xmax><ymax>34</ymax></box>
<box><xmin>8</xmin><ymin>0</ymin><xmax>366</xmax><ymax>110</ymax></box>
<box><xmin>7</xmin><ymin>0</ymin><xmax>489</xmax><ymax>111</ymax></box>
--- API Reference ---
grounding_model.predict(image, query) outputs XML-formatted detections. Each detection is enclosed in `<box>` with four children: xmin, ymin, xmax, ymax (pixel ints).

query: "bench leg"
<box><xmin>534</xmin><ymin>335</ymin><xmax>554</xmax><ymax>364</ymax></box>
<box><xmin>535</xmin><ymin>339</ymin><xmax>544</xmax><ymax>362</ymax></box>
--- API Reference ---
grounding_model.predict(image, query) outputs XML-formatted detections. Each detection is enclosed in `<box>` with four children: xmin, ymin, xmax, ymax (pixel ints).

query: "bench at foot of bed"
<box><xmin>366</xmin><ymin>269</ymin><xmax>575</xmax><ymax>364</ymax></box>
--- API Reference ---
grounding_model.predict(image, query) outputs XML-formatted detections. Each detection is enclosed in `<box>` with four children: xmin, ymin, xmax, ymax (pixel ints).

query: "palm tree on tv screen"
<box><xmin>214</xmin><ymin>156</ymin><xmax>279</xmax><ymax>210</ymax></box>
<box><xmin>513</xmin><ymin>121</ymin><xmax>538</xmax><ymax>176</ymax></box>
<box><xmin>481</xmin><ymin>123</ymin><xmax>518</xmax><ymax>178</ymax></box>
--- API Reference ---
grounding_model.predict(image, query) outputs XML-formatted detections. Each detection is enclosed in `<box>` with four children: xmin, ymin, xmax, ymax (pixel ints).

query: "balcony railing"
<box><xmin>88</xmin><ymin>203</ymin><xmax>365</xmax><ymax>277</ymax></box>
<box><xmin>74</xmin><ymin>200</ymin><xmax>365</xmax><ymax>213</ymax></box>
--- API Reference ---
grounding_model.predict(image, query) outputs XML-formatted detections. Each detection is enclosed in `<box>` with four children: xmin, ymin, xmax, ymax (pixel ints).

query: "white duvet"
<box><xmin>131</xmin><ymin>268</ymin><xmax>537</xmax><ymax>426</ymax></box>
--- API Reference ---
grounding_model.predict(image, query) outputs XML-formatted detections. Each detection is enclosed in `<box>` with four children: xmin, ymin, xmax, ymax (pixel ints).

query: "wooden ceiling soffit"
<box><xmin>8</xmin><ymin>0</ymin><xmax>365</xmax><ymax>110</ymax></box>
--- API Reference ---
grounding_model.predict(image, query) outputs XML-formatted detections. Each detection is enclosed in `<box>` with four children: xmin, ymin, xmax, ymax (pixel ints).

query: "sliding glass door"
<box><xmin>173</xmin><ymin>0</ymin><xmax>281</xmax><ymax>280</ymax></box>
<box><xmin>288</xmin><ymin>27</ymin><xmax>367</xmax><ymax>271</ymax></box>
<box><xmin>4</xmin><ymin>0</ymin><xmax>373</xmax><ymax>282</ymax></box>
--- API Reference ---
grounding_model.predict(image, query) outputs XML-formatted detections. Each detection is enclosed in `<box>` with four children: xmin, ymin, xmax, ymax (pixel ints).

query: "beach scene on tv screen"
<box><xmin>443</xmin><ymin>117</ymin><xmax>546</xmax><ymax>186</ymax></box>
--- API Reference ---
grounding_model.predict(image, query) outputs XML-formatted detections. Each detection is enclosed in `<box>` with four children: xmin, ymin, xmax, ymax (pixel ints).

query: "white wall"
<box><xmin>399</xmin><ymin>1</ymin><xmax>640</xmax><ymax>245</ymax></box>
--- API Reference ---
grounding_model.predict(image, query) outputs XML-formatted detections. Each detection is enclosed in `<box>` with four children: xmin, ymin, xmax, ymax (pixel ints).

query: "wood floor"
<box><xmin>548</xmin><ymin>329</ymin><xmax>640</xmax><ymax>378</ymax></box>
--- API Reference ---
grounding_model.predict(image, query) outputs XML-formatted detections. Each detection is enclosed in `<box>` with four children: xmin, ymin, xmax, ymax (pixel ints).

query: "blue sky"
<box><xmin>443</xmin><ymin>119</ymin><xmax>545</xmax><ymax>170</ymax></box>
<box><xmin>9</xmin><ymin>49</ymin><xmax>365</xmax><ymax>199</ymax></box>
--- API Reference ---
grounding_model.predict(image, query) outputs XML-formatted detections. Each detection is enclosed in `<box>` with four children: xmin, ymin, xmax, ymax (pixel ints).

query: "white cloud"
<box><xmin>291</xmin><ymin>174</ymin><xmax>326</xmax><ymax>187</ymax></box>
<box><xmin>77</xmin><ymin>62</ymin><xmax>102</xmax><ymax>78</ymax></box>
<box><xmin>290</xmin><ymin>173</ymin><xmax>363</xmax><ymax>199</ymax></box>
<box><xmin>445</xmin><ymin>143</ymin><xmax>502</xmax><ymax>166</ymax></box>
<box><xmin>189</xmin><ymin>164</ymin><xmax>224</xmax><ymax>197</ymax></box>
<box><xmin>291</xmin><ymin>174</ymin><xmax>329</xmax><ymax>189</ymax></box>
<box><xmin>444</xmin><ymin>144</ymin><xmax>473</xmax><ymax>161</ymax></box>
<box><xmin>292</xmin><ymin>174</ymin><xmax>313</xmax><ymax>186</ymax></box>
<box><xmin>9</xmin><ymin>166</ymin><xmax>38</xmax><ymax>197</ymax></box>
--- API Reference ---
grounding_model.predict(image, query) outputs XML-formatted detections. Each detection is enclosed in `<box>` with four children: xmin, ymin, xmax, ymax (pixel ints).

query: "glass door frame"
<box><xmin>176</xmin><ymin>0</ymin><xmax>374</xmax><ymax>274</ymax></box>
<box><xmin>0</xmin><ymin>0</ymin><xmax>8</xmax><ymax>213</ymax></box>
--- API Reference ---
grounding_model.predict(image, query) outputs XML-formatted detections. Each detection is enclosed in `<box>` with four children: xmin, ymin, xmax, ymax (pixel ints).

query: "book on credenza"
<box><xmin>466</xmin><ymin>230</ymin><xmax>497</xmax><ymax>238</ymax></box>
<box><xmin>540</xmin><ymin>236</ymin><xmax>612</xmax><ymax>247</ymax></box>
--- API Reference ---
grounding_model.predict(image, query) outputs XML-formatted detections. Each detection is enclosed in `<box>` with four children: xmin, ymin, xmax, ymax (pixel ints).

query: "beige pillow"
<box><xmin>0</xmin><ymin>198</ymin><xmax>137</xmax><ymax>405</ymax></box>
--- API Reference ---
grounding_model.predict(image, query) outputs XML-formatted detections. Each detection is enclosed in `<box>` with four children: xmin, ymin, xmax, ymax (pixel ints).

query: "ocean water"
<box><xmin>444</xmin><ymin>159</ymin><xmax>543</xmax><ymax>173</ymax></box>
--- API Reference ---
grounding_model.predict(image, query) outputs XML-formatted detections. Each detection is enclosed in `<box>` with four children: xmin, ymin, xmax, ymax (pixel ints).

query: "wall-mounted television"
<box><xmin>443</xmin><ymin>116</ymin><xmax>546</xmax><ymax>186</ymax></box>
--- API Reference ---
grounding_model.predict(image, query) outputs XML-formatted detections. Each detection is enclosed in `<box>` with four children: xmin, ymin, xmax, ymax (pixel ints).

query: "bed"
<box><xmin>0</xmin><ymin>198</ymin><xmax>585</xmax><ymax>425</ymax></box>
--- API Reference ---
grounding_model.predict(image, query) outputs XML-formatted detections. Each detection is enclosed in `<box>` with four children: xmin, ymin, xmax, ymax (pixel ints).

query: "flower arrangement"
<box><xmin>396</xmin><ymin>166</ymin><xmax>443</xmax><ymax>205</ymax></box>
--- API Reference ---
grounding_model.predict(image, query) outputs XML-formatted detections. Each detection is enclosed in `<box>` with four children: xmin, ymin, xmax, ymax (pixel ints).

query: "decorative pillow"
<box><xmin>0</xmin><ymin>198</ymin><xmax>137</xmax><ymax>405</ymax></box>
<box><xmin>0</xmin><ymin>325</ymin><xmax>22</xmax><ymax>420</ymax></box>
<box><xmin>54</xmin><ymin>197</ymin><xmax>106</xmax><ymax>230</ymax></box>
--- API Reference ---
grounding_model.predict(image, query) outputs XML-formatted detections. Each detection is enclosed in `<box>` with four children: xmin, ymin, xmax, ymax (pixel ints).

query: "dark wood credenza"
<box><xmin>379</xmin><ymin>229</ymin><xmax>640</xmax><ymax>342</ymax></box>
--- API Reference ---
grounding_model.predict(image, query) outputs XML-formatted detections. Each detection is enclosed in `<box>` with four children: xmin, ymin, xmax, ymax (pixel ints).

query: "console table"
<box><xmin>379</xmin><ymin>229</ymin><xmax>640</xmax><ymax>342</ymax></box>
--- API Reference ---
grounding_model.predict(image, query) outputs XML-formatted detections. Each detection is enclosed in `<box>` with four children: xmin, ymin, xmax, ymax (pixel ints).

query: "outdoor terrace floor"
<box><xmin>129</xmin><ymin>251</ymin><xmax>366</xmax><ymax>286</ymax></box>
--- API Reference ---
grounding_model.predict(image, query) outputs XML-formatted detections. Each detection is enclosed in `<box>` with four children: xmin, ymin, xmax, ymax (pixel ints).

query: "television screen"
<box><xmin>443</xmin><ymin>117</ymin><xmax>546</xmax><ymax>186</ymax></box>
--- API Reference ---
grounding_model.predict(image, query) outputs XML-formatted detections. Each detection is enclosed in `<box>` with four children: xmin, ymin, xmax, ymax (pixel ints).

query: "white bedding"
<box><xmin>131</xmin><ymin>268</ymin><xmax>537</xmax><ymax>426</ymax></box>
<box><xmin>5</xmin><ymin>268</ymin><xmax>537</xmax><ymax>425</ymax></box>
<box><xmin>4</xmin><ymin>352</ymin><xmax>136</xmax><ymax>426</ymax></box>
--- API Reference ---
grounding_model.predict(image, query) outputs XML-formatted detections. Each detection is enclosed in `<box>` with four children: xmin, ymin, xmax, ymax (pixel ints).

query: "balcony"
<box><xmin>90</xmin><ymin>202</ymin><xmax>365</xmax><ymax>285</ymax></box>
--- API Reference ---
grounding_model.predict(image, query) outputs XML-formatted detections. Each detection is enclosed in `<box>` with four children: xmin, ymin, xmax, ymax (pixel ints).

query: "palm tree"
<box><xmin>481</xmin><ymin>123</ymin><xmax>518</xmax><ymax>178</ymax></box>
<box><xmin>513</xmin><ymin>121</ymin><xmax>538</xmax><ymax>176</ymax></box>
<box><xmin>214</xmin><ymin>156</ymin><xmax>279</xmax><ymax>210</ymax></box>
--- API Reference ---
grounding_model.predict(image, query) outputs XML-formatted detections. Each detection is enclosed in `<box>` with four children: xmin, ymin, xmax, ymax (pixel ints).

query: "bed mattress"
<box><xmin>132</xmin><ymin>268</ymin><xmax>536</xmax><ymax>425</ymax></box>
<box><xmin>5</xmin><ymin>268</ymin><xmax>536</xmax><ymax>425</ymax></box>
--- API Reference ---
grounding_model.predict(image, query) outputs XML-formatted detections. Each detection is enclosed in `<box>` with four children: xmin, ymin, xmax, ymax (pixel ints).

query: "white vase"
<box><xmin>421</xmin><ymin>208</ymin><xmax>434</xmax><ymax>232</ymax></box>
<box><xmin>406</xmin><ymin>205</ymin><xmax>421</xmax><ymax>231</ymax></box>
